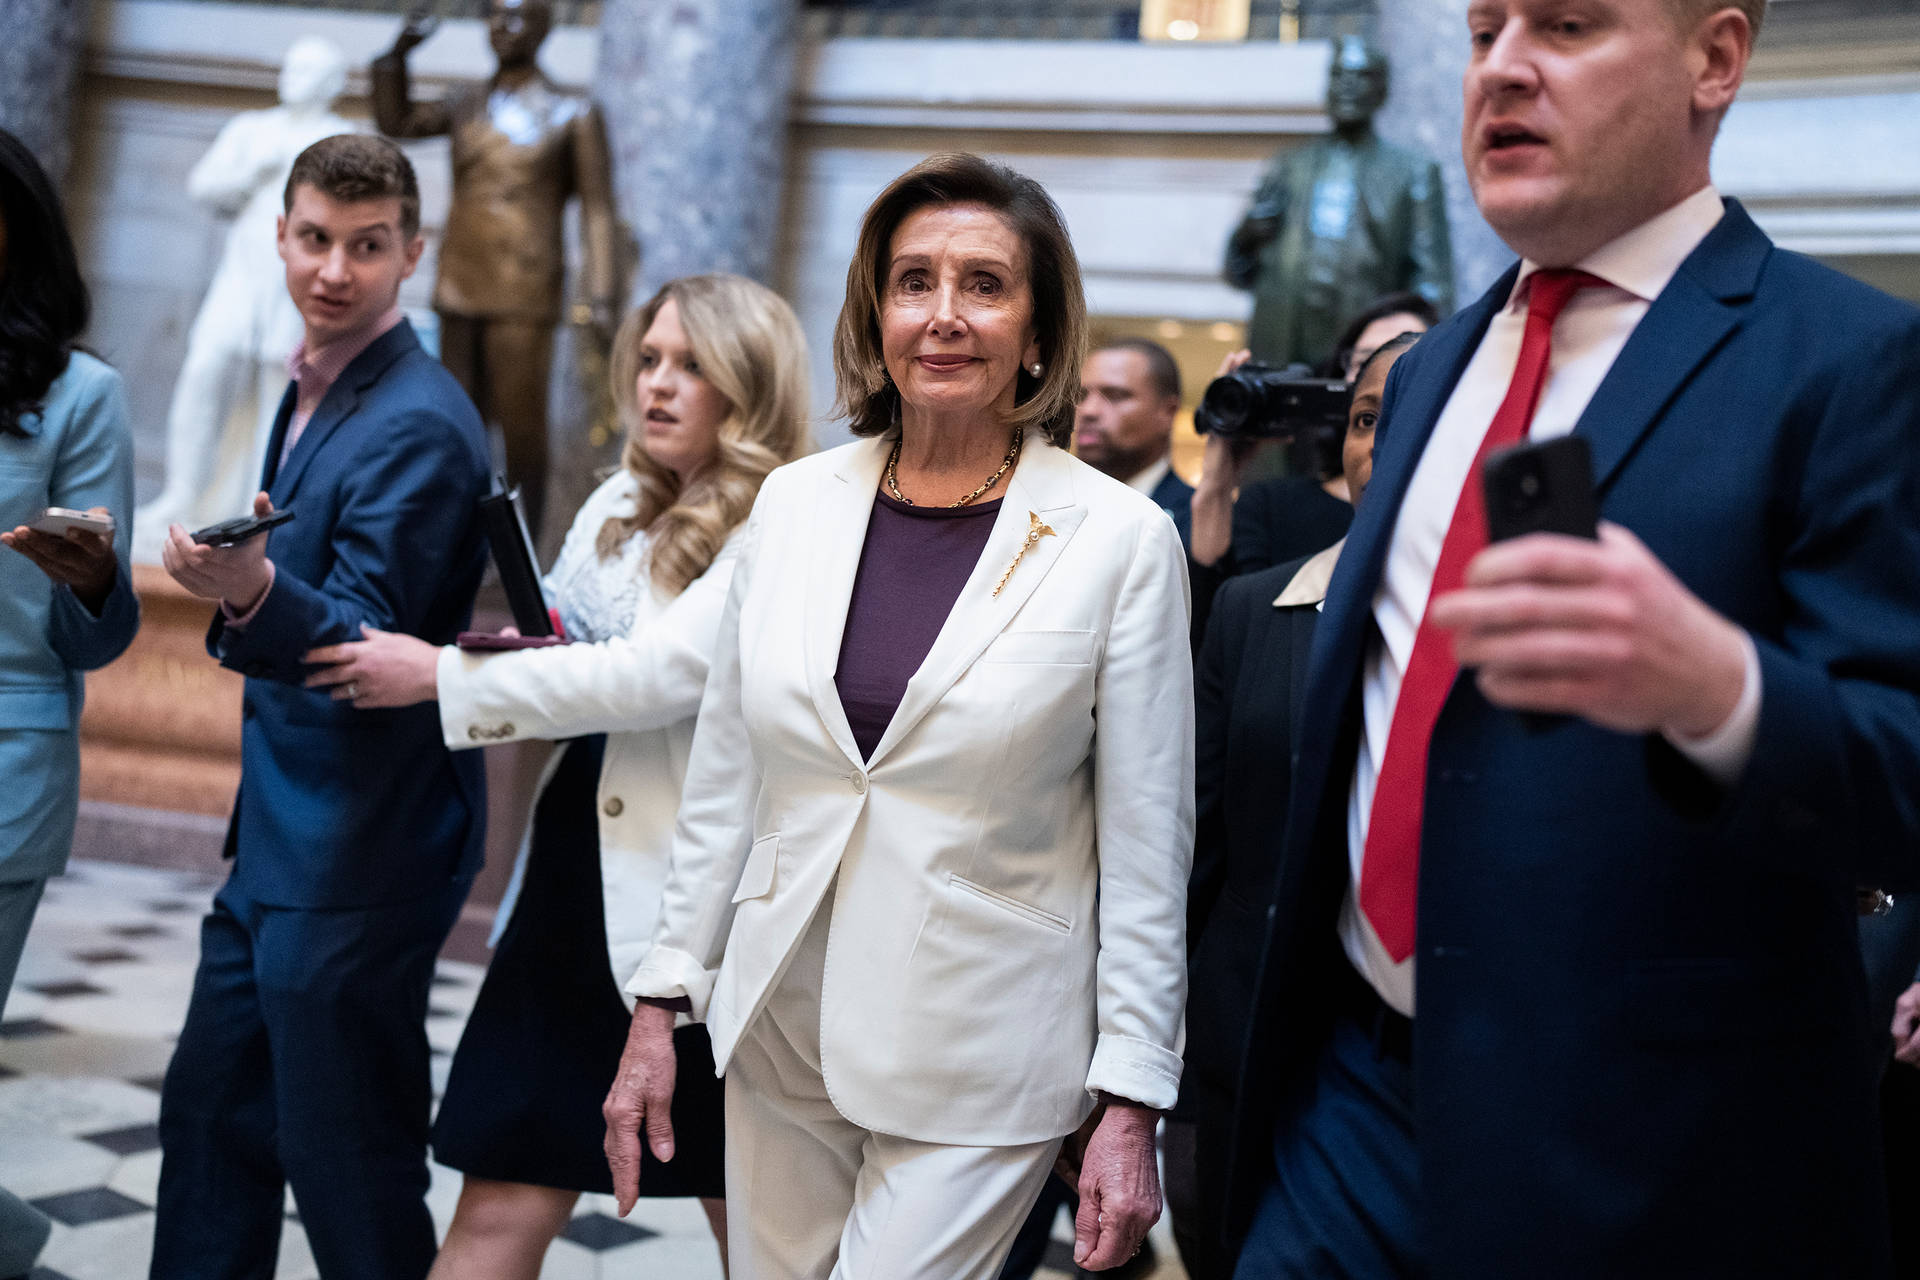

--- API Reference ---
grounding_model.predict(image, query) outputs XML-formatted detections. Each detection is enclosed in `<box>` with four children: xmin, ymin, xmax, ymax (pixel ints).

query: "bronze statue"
<box><xmin>373</xmin><ymin>0</ymin><xmax>621</xmax><ymax>534</ymax></box>
<box><xmin>1226</xmin><ymin>36</ymin><xmax>1453</xmax><ymax>369</ymax></box>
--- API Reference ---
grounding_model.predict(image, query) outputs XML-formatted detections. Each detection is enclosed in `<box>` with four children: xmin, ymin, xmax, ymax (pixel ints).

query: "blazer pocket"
<box><xmin>732</xmin><ymin>833</ymin><xmax>779</xmax><ymax>903</ymax></box>
<box><xmin>950</xmin><ymin>873</ymin><xmax>1072</xmax><ymax>934</ymax></box>
<box><xmin>981</xmin><ymin>629</ymin><xmax>1095</xmax><ymax>666</ymax></box>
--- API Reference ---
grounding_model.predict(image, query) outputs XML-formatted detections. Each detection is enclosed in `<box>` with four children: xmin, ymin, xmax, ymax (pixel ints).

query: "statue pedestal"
<box><xmin>79</xmin><ymin>565</ymin><xmax>243</xmax><ymax>818</ymax></box>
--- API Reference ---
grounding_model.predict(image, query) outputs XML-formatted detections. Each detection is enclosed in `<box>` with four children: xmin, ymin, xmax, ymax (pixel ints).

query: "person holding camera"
<box><xmin>0</xmin><ymin>127</ymin><xmax>141</xmax><ymax>1280</ymax></box>
<box><xmin>1178</xmin><ymin>329</ymin><xmax>1418</xmax><ymax>1279</ymax></box>
<box><xmin>1188</xmin><ymin>294</ymin><xmax>1437</xmax><ymax>585</ymax></box>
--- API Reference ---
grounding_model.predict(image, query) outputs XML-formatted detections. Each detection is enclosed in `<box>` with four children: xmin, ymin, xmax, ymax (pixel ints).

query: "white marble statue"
<box><xmin>133</xmin><ymin>37</ymin><xmax>356</xmax><ymax>559</ymax></box>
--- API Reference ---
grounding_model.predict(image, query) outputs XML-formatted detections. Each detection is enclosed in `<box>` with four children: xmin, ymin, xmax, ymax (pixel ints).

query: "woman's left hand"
<box><xmin>303</xmin><ymin>624</ymin><xmax>441</xmax><ymax>707</ymax></box>
<box><xmin>2</xmin><ymin>509</ymin><xmax>118</xmax><ymax>614</ymax></box>
<box><xmin>1067</xmin><ymin>1097</ymin><xmax>1162</xmax><ymax>1271</ymax></box>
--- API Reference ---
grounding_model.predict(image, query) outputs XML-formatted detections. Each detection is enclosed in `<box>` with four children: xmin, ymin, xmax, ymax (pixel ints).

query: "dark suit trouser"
<box><xmin>151</xmin><ymin>873</ymin><xmax>469</xmax><ymax>1280</ymax></box>
<box><xmin>1233</xmin><ymin>1010</ymin><xmax>1422</xmax><ymax>1279</ymax></box>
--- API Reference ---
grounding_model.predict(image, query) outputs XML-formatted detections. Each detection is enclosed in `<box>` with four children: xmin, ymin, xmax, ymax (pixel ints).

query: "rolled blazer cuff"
<box><xmin>436</xmin><ymin>644</ymin><xmax>504</xmax><ymax>749</ymax></box>
<box><xmin>623</xmin><ymin>945</ymin><xmax>717</xmax><ymax>1021</ymax></box>
<box><xmin>1085</xmin><ymin>1032</ymin><xmax>1183</xmax><ymax>1112</ymax></box>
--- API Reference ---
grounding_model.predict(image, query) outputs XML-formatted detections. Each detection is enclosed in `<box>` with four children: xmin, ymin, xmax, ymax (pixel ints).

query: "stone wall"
<box><xmin>68</xmin><ymin>0</ymin><xmax>1920</xmax><ymax>491</ymax></box>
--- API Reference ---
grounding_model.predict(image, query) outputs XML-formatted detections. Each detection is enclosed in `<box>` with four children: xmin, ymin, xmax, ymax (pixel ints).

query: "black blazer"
<box><xmin>1182</xmin><ymin>548</ymin><xmax>1327</xmax><ymax>1242</ymax></box>
<box><xmin>1189</xmin><ymin>472</ymin><xmax>1350</xmax><ymax>649</ymax></box>
<box><xmin>1229</xmin><ymin>201</ymin><xmax>1920</xmax><ymax>1277</ymax></box>
<box><xmin>1228</xmin><ymin>473</ymin><xmax>1352</xmax><ymax>577</ymax></box>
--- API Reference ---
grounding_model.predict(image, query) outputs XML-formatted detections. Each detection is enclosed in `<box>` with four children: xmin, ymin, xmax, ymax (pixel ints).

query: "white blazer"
<box><xmin>436</xmin><ymin>478</ymin><xmax>741</xmax><ymax>1002</ymax></box>
<box><xmin>627</xmin><ymin>433</ymin><xmax>1195</xmax><ymax>1147</ymax></box>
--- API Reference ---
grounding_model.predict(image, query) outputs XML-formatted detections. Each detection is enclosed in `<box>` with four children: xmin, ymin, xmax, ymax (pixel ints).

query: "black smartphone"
<box><xmin>1483</xmin><ymin>436</ymin><xmax>1597</xmax><ymax>543</ymax></box>
<box><xmin>190</xmin><ymin>508</ymin><xmax>296</xmax><ymax>547</ymax></box>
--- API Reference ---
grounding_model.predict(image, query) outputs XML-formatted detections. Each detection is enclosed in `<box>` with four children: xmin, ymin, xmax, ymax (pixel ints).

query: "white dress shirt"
<box><xmin>1341</xmin><ymin>185</ymin><xmax>1763</xmax><ymax>1016</ymax></box>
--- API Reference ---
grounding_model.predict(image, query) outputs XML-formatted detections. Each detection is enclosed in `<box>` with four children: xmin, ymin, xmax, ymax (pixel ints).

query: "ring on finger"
<box><xmin>346</xmin><ymin>680</ymin><xmax>360</xmax><ymax>700</ymax></box>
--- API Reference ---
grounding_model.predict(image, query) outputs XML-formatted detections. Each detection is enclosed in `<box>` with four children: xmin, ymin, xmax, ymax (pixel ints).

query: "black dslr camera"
<box><xmin>1193</xmin><ymin>362</ymin><xmax>1350</xmax><ymax>440</ymax></box>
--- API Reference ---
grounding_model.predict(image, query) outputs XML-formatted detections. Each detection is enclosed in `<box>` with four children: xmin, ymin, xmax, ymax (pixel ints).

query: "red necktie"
<box><xmin>1359</xmin><ymin>268</ymin><xmax>1604</xmax><ymax>963</ymax></box>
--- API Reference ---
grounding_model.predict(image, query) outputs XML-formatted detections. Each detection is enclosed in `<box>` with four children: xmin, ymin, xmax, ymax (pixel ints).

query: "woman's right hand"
<box><xmin>603</xmin><ymin>1001</ymin><xmax>680</xmax><ymax>1216</ymax></box>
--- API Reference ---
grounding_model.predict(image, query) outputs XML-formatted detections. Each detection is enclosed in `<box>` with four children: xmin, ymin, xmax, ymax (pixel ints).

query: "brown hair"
<box><xmin>598</xmin><ymin>274</ymin><xmax>812</xmax><ymax>596</ymax></box>
<box><xmin>284</xmin><ymin>134</ymin><xmax>422</xmax><ymax>240</ymax></box>
<box><xmin>832</xmin><ymin>152</ymin><xmax>1087</xmax><ymax>448</ymax></box>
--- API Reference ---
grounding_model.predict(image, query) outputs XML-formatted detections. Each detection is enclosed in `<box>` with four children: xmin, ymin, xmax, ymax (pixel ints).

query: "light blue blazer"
<box><xmin>0</xmin><ymin>352</ymin><xmax>140</xmax><ymax>882</ymax></box>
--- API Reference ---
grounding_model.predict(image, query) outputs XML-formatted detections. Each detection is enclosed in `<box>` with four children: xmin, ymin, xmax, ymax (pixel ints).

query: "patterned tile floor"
<box><xmin>2</xmin><ymin>861</ymin><xmax>1179</xmax><ymax>1280</ymax></box>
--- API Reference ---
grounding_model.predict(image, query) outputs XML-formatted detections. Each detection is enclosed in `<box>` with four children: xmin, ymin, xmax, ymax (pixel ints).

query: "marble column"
<box><xmin>0</xmin><ymin>0</ymin><xmax>90</xmax><ymax>182</ymax></box>
<box><xmin>594</xmin><ymin>0</ymin><xmax>802</xmax><ymax>302</ymax></box>
<box><xmin>1372</xmin><ymin>0</ymin><xmax>1513</xmax><ymax>307</ymax></box>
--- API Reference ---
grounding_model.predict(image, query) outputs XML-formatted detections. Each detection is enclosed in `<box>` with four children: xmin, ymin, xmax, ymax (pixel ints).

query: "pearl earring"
<box><xmin>1029</xmin><ymin>361</ymin><xmax>1044</xmax><ymax>377</ymax></box>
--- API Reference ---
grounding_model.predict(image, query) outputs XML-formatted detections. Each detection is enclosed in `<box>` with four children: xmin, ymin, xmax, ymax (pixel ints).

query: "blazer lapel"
<box><xmin>259</xmin><ymin>383</ymin><xmax>298</xmax><ymax>491</ymax></box>
<box><xmin>1575</xmin><ymin>198</ymin><xmax>1766</xmax><ymax>491</ymax></box>
<box><xmin>803</xmin><ymin>439</ymin><xmax>887</xmax><ymax>767</ymax></box>
<box><xmin>865</xmin><ymin>436</ymin><xmax>1086</xmax><ymax>769</ymax></box>
<box><xmin>271</xmin><ymin>321</ymin><xmax>420</xmax><ymax>505</ymax></box>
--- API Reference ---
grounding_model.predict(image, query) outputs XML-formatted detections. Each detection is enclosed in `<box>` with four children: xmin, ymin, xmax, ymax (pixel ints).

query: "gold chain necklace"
<box><xmin>885</xmin><ymin>429</ymin><xmax>1022</xmax><ymax>508</ymax></box>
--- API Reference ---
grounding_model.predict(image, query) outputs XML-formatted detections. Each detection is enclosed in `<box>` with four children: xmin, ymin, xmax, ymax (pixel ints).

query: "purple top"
<box><xmin>835</xmin><ymin>490</ymin><xmax>1003</xmax><ymax>760</ymax></box>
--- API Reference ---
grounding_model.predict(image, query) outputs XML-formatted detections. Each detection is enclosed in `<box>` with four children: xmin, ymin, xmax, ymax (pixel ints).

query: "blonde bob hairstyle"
<box><xmin>832</xmin><ymin>152</ymin><xmax>1088</xmax><ymax>448</ymax></box>
<box><xmin>599</xmin><ymin>273</ymin><xmax>812</xmax><ymax>596</ymax></box>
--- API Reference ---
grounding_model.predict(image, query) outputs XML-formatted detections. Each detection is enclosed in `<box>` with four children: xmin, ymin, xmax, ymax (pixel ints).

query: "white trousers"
<box><xmin>724</xmin><ymin>889</ymin><xmax>1062</xmax><ymax>1280</ymax></box>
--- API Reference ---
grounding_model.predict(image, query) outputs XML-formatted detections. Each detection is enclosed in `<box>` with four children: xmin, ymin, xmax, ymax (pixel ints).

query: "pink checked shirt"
<box><xmin>226</xmin><ymin>307</ymin><xmax>406</xmax><ymax>624</ymax></box>
<box><xmin>279</xmin><ymin>306</ymin><xmax>406</xmax><ymax>470</ymax></box>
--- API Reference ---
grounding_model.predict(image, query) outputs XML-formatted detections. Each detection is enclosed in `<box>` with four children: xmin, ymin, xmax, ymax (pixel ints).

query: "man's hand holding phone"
<box><xmin>163</xmin><ymin>491</ymin><xmax>280</xmax><ymax>614</ymax></box>
<box><xmin>1428</xmin><ymin>438</ymin><xmax>1747</xmax><ymax>740</ymax></box>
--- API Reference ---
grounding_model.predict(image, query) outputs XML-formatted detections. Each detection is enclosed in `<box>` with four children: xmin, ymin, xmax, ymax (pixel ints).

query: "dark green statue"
<box><xmin>1226</xmin><ymin>36</ymin><xmax>1453</xmax><ymax>368</ymax></box>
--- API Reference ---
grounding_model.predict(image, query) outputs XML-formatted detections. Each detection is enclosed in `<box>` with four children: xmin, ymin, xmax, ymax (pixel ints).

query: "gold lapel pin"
<box><xmin>993</xmin><ymin>511</ymin><xmax>1056</xmax><ymax>597</ymax></box>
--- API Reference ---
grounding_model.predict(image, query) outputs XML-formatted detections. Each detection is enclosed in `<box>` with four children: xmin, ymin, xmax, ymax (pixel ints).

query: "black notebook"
<box><xmin>475</xmin><ymin>483</ymin><xmax>554</xmax><ymax>637</ymax></box>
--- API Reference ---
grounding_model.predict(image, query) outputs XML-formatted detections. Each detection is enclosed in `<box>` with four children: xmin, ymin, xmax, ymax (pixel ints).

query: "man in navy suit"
<box><xmin>1226</xmin><ymin>1</ymin><xmax>1920</xmax><ymax>1276</ymax></box>
<box><xmin>1073</xmin><ymin>338</ymin><xmax>1193</xmax><ymax>546</ymax></box>
<box><xmin>153</xmin><ymin>135</ymin><xmax>490</xmax><ymax>1279</ymax></box>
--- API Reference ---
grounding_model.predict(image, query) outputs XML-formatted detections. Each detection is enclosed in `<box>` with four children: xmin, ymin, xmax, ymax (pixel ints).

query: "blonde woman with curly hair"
<box><xmin>305</xmin><ymin>272</ymin><xmax>810</xmax><ymax>1278</ymax></box>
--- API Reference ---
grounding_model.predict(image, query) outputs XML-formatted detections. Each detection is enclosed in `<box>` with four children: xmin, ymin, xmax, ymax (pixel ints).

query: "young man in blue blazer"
<box><xmin>152</xmin><ymin>135</ymin><xmax>491</xmax><ymax>1280</ymax></box>
<box><xmin>1226</xmin><ymin>2</ymin><xmax>1920</xmax><ymax>1276</ymax></box>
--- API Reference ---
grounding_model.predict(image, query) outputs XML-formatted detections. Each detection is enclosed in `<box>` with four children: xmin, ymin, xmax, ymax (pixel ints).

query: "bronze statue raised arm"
<box><xmin>1226</xmin><ymin>35</ymin><xmax>1453</xmax><ymax>369</ymax></box>
<box><xmin>372</xmin><ymin>0</ymin><xmax>621</xmax><ymax>534</ymax></box>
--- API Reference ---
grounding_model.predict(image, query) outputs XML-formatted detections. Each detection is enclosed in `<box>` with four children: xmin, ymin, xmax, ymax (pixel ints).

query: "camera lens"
<box><xmin>1199</xmin><ymin>378</ymin><xmax>1258</xmax><ymax>436</ymax></box>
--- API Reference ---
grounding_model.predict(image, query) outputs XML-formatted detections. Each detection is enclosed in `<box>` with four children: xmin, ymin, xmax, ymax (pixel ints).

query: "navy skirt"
<box><xmin>431</xmin><ymin>735</ymin><xmax>726</xmax><ymax>1198</ymax></box>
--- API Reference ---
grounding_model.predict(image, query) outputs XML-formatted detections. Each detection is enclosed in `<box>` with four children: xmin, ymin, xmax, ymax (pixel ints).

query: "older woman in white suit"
<box><xmin>603</xmin><ymin>153</ymin><xmax>1194</xmax><ymax>1278</ymax></box>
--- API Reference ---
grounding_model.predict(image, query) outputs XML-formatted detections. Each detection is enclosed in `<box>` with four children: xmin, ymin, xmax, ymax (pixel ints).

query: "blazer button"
<box><xmin>500</xmin><ymin>723</ymin><xmax>514</xmax><ymax>737</ymax></box>
<box><xmin>604</xmin><ymin>796</ymin><xmax>624</xmax><ymax>817</ymax></box>
<box><xmin>850</xmin><ymin>772</ymin><xmax>868</xmax><ymax>795</ymax></box>
<box><xmin>468</xmin><ymin>726</ymin><xmax>483</xmax><ymax>741</ymax></box>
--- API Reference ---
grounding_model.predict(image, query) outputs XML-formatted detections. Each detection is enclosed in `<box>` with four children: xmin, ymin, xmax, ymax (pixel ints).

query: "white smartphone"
<box><xmin>28</xmin><ymin>507</ymin><xmax>116</xmax><ymax>538</ymax></box>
